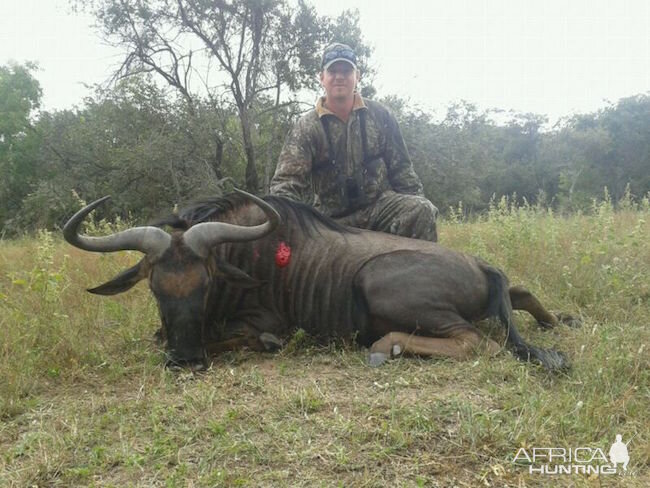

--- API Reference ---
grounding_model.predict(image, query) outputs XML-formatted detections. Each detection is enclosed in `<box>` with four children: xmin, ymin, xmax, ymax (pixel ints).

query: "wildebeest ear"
<box><xmin>87</xmin><ymin>260</ymin><xmax>149</xmax><ymax>295</ymax></box>
<box><xmin>216</xmin><ymin>261</ymin><xmax>266</xmax><ymax>289</ymax></box>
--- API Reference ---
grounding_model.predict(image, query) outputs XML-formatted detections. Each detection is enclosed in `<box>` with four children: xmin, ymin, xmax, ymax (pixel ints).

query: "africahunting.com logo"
<box><xmin>513</xmin><ymin>434</ymin><xmax>631</xmax><ymax>475</ymax></box>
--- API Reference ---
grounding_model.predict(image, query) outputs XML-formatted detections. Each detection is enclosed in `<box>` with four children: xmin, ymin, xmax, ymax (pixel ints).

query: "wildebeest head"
<box><xmin>63</xmin><ymin>190</ymin><xmax>280</xmax><ymax>370</ymax></box>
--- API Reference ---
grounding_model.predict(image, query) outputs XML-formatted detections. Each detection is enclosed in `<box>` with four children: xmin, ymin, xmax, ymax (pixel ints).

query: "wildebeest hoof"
<box><xmin>555</xmin><ymin>312</ymin><xmax>582</xmax><ymax>328</ymax></box>
<box><xmin>368</xmin><ymin>352</ymin><xmax>389</xmax><ymax>367</ymax></box>
<box><xmin>259</xmin><ymin>332</ymin><xmax>283</xmax><ymax>351</ymax></box>
<box><xmin>541</xmin><ymin>349</ymin><xmax>570</xmax><ymax>372</ymax></box>
<box><xmin>165</xmin><ymin>357</ymin><xmax>208</xmax><ymax>372</ymax></box>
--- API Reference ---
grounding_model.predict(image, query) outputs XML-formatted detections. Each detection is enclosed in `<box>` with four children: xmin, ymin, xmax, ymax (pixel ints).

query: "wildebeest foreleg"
<box><xmin>509</xmin><ymin>286</ymin><xmax>581</xmax><ymax>328</ymax></box>
<box><xmin>204</xmin><ymin>323</ymin><xmax>283</xmax><ymax>355</ymax></box>
<box><xmin>368</xmin><ymin>329</ymin><xmax>500</xmax><ymax>367</ymax></box>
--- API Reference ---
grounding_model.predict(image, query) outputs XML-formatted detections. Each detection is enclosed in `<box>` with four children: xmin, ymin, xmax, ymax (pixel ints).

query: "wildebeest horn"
<box><xmin>183</xmin><ymin>189</ymin><xmax>281</xmax><ymax>258</ymax></box>
<box><xmin>63</xmin><ymin>196</ymin><xmax>172</xmax><ymax>259</ymax></box>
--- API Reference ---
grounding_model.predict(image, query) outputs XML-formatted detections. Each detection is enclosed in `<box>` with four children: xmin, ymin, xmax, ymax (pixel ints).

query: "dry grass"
<box><xmin>1</xmin><ymin>197</ymin><xmax>648</xmax><ymax>487</ymax></box>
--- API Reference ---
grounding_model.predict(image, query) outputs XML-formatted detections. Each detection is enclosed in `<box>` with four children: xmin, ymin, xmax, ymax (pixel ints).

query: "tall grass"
<box><xmin>0</xmin><ymin>229</ymin><xmax>158</xmax><ymax>419</ymax></box>
<box><xmin>0</xmin><ymin>193</ymin><xmax>648</xmax><ymax>486</ymax></box>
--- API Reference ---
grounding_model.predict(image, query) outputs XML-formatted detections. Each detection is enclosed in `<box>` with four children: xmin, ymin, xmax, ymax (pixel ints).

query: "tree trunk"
<box><xmin>239</xmin><ymin>107</ymin><xmax>259</xmax><ymax>192</ymax></box>
<box><xmin>568</xmin><ymin>166</ymin><xmax>584</xmax><ymax>203</ymax></box>
<box><xmin>263</xmin><ymin>79</ymin><xmax>282</xmax><ymax>194</ymax></box>
<box><xmin>211</xmin><ymin>135</ymin><xmax>224</xmax><ymax>180</ymax></box>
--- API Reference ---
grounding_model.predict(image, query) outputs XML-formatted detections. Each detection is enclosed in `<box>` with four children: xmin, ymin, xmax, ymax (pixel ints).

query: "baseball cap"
<box><xmin>321</xmin><ymin>43</ymin><xmax>357</xmax><ymax>71</ymax></box>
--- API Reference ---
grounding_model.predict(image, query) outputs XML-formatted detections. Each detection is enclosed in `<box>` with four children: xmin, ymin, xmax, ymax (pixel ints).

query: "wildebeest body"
<box><xmin>64</xmin><ymin>191</ymin><xmax>574</xmax><ymax>371</ymax></box>
<box><xmin>189</xmin><ymin>200</ymin><xmax>488</xmax><ymax>345</ymax></box>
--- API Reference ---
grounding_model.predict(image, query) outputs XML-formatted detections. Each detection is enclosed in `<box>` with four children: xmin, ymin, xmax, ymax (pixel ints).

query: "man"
<box><xmin>270</xmin><ymin>42</ymin><xmax>438</xmax><ymax>241</ymax></box>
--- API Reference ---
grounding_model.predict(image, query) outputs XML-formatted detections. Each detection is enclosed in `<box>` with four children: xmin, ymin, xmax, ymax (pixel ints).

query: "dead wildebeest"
<box><xmin>64</xmin><ymin>189</ymin><xmax>577</xmax><ymax>371</ymax></box>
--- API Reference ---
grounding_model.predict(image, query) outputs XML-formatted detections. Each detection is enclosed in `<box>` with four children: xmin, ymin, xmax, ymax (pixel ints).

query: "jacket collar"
<box><xmin>316</xmin><ymin>93</ymin><xmax>366</xmax><ymax>118</ymax></box>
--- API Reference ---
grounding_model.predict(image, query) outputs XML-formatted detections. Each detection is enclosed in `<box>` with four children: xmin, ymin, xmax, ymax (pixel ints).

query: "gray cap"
<box><xmin>321</xmin><ymin>43</ymin><xmax>357</xmax><ymax>70</ymax></box>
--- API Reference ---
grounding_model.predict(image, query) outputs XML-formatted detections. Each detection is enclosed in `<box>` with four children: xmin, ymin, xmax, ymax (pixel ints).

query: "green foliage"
<box><xmin>385</xmin><ymin>95</ymin><xmax>650</xmax><ymax>215</ymax></box>
<box><xmin>3</xmin><ymin>76</ymin><xmax>240</xmax><ymax>233</ymax></box>
<box><xmin>0</xmin><ymin>62</ymin><xmax>44</xmax><ymax>228</ymax></box>
<box><xmin>3</xmin><ymin>47</ymin><xmax>650</xmax><ymax>234</ymax></box>
<box><xmin>0</xmin><ymin>62</ymin><xmax>42</xmax><ymax>139</ymax></box>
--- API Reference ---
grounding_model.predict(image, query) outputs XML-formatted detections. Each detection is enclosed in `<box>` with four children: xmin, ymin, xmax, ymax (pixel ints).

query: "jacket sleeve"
<box><xmin>270</xmin><ymin>117</ymin><xmax>315</xmax><ymax>203</ymax></box>
<box><xmin>382</xmin><ymin>110</ymin><xmax>424</xmax><ymax>196</ymax></box>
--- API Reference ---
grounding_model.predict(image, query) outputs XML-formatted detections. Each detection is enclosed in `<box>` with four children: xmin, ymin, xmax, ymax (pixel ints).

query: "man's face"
<box><xmin>320</xmin><ymin>61</ymin><xmax>359</xmax><ymax>101</ymax></box>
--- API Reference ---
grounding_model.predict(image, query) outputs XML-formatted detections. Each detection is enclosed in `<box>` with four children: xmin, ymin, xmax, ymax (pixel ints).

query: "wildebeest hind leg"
<box><xmin>368</xmin><ymin>328</ymin><xmax>500</xmax><ymax>367</ymax></box>
<box><xmin>509</xmin><ymin>286</ymin><xmax>581</xmax><ymax>329</ymax></box>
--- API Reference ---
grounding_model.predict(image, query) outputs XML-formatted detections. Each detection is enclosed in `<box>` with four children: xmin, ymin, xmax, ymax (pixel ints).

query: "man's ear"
<box><xmin>87</xmin><ymin>259</ymin><xmax>149</xmax><ymax>295</ymax></box>
<box><xmin>215</xmin><ymin>261</ymin><xmax>266</xmax><ymax>289</ymax></box>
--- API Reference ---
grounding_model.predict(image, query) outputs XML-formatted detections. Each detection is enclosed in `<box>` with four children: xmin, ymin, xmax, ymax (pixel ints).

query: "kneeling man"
<box><xmin>271</xmin><ymin>43</ymin><xmax>438</xmax><ymax>241</ymax></box>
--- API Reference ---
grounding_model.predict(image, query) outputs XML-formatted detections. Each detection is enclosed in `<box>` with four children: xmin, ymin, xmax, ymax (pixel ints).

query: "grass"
<box><xmin>1</xmin><ymin>194</ymin><xmax>648</xmax><ymax>487</ymax></box>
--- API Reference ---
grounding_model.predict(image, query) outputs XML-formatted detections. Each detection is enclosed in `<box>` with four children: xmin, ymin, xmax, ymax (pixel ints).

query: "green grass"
<box><xmin>1</xmin><ymin>196</ymin><xmax>648</xmax><ymax>487</ymax></box>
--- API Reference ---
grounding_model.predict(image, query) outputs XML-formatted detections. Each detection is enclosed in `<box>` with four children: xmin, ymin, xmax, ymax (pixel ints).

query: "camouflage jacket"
<box><xmin>270</xmin><ymin>95</ymin><xmax>424</xmax><ymax>218</ymax></box>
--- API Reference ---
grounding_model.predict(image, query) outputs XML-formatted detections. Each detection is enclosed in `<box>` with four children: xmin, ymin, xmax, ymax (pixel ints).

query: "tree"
<box><xmin>0</xmin><ymin>62</ymin><xmax>42</xmax><ymax>141</ymax></box>
<box><xmin>0</xmin><ymin>62</ymin><xmax>43</xmax><ymax>230</ymax></box>
<box><xmin>597</xmin><ymin>95</ymin><xmax>650</xmax><ymax>200</ymax></box>
<box><xmin>74</xmin><ymin>0</ymin><xmax>371</xmax><ymax>192</ymax></box>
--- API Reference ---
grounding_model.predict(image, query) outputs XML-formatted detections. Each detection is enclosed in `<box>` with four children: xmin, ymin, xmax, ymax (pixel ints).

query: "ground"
<box><xmin>1</xmin><ymin>196</ymin><xmax>648</xmax><ymax>486</ymax></box>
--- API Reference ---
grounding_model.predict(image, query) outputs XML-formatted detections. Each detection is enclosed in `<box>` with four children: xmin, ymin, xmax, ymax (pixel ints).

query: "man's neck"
<box><xmin>324</xmin><ymin>95</ymin><xmax>355</xmax><ymax>122</ymax></box>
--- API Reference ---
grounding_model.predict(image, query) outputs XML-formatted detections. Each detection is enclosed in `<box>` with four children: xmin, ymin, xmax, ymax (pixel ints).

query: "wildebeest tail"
<box><xmin>483</xmin><ymin>265</ymin><xmax>569</xmax><ymax>372</ymax></box>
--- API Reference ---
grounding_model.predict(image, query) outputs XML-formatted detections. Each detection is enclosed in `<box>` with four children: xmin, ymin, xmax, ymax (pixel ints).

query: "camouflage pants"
<box><xmin>333</xmin><ymin>191</ymin><xmax>438</xmax><ymax>242</ymax></box>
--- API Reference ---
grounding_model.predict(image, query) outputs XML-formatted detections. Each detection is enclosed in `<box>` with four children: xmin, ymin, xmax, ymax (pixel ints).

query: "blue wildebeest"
<box><xmin>64</xmin><ymin>190</ymin><xmax>577</xmax><ymax>371</ymax></box>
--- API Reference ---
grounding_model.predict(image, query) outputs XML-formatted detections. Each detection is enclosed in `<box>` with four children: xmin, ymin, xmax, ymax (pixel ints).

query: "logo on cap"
<box><xmin>321</xmin><ymin>43</ymin><xmax>357</xmax><ymax>70</ymax></box>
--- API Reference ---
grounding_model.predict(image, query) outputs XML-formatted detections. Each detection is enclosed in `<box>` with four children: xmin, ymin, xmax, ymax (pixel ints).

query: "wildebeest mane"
<box><xmin>152</xmin><ymin>194</ymin><xmax>356</xmax><ymax>237</ymax></box>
